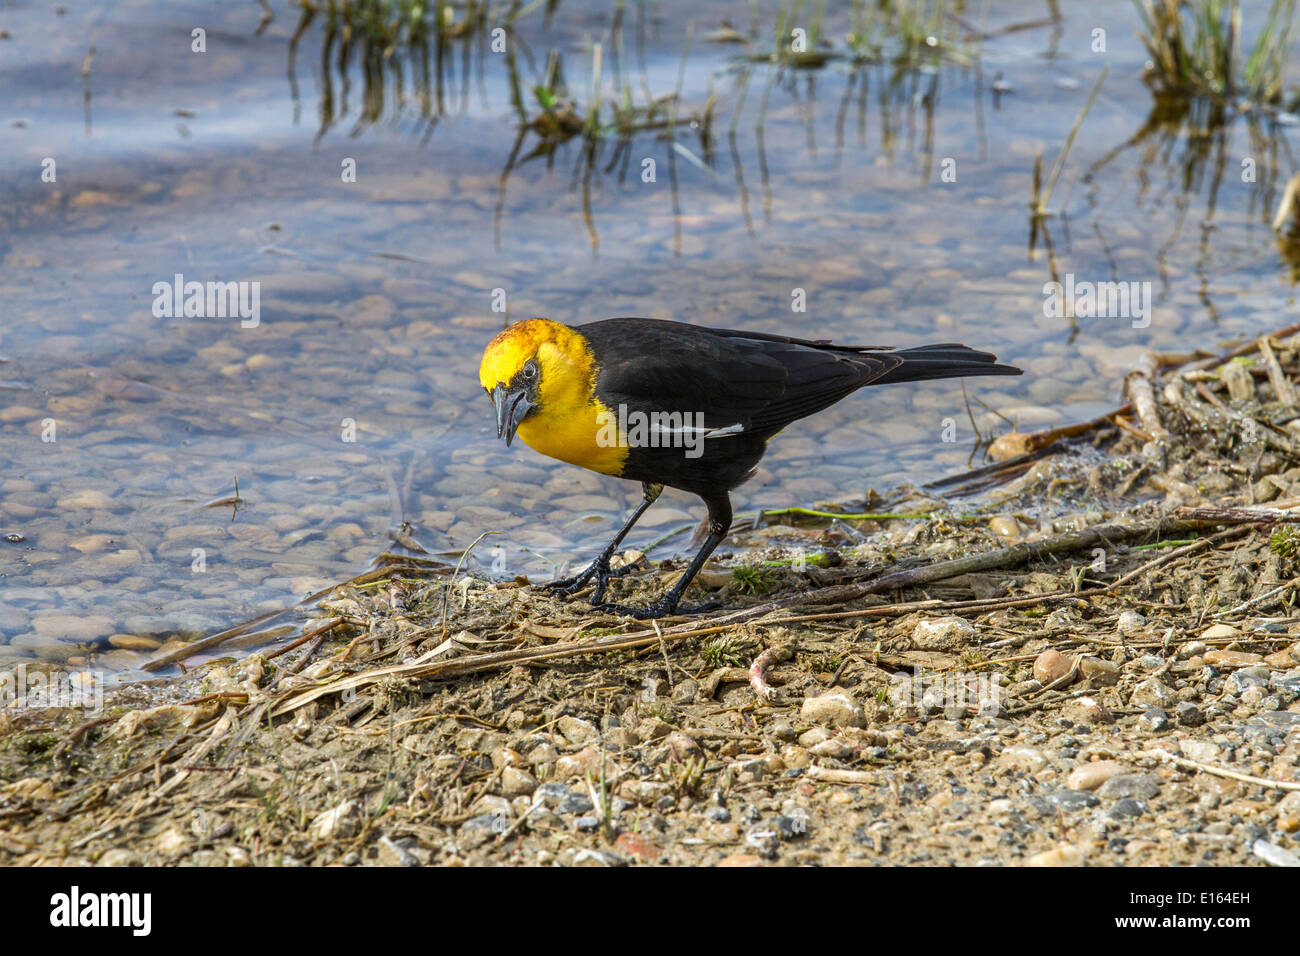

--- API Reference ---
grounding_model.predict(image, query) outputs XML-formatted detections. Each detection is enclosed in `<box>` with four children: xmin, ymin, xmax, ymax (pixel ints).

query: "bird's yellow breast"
<box><xmin>516</xmin><ymin>399</ymin><xmax>628</xmax><ymax>476</ymax></box>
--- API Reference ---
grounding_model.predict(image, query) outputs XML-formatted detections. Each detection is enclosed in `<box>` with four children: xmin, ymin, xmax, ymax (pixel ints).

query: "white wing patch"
<box><xmin>641</xmin><ymin>421</ymin><xmax>745</xmax><ymax>439</ymax></box>
<box><xmin>703</xmin><ymin>423</ymin><xmax>745</xmax><ymax>438</ymax></box>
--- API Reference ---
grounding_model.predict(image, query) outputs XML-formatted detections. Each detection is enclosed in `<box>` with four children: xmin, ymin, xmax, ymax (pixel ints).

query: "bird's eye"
<box><xmin>521</xmin><ymin>361</ymin><xmax>538</xmax><ymax>381</ymax></box>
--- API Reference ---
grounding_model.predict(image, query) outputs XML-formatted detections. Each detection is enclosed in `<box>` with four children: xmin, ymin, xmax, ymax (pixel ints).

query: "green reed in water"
<box><xmin>1135</xmin><ymin>0</ymin><xmax>1297</xmax><ymax>102</ymax></box>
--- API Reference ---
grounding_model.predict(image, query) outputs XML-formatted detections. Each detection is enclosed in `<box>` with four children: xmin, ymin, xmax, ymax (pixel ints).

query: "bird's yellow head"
<box><xmin>479</xmin><ymin>317</ymin><xmax>597</xmax><ymax>445</ymax></box>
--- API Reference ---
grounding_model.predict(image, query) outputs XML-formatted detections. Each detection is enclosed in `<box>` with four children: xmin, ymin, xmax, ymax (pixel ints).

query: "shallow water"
<box><xmin>1</xmin><ymin>0</ymin><xmax>1297</xmax><ymax>677</ymax></box>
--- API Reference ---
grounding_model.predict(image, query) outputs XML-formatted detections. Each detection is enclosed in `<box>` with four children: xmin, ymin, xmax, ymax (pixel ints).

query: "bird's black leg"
<box><xmin>546</xmin><ymin>483</ymin><xmax>662</xmax><ymax>604</ymax></box>
<box><xmin>593</xmin><ymin>494</ymin><xmax>732</xmax><ymax>619</ymax></box>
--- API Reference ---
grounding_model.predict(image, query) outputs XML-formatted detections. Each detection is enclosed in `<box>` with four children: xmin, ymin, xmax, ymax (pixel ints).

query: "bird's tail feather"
<box><xmin>871</xmin><ymin>344</ymin><xmax>1022</xmax><ymax>385</ymax></box>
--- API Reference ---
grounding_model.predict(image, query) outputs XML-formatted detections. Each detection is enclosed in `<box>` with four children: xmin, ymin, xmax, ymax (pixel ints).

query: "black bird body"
<box><xmin>579</xmin><ymin>318</ymin><xmax>1018</xmax><ymax>497</ymax></box>
<box><xmin>479</xmin><ymin>316</ymin><xmax>1022</xmax><ymax>618</ymax></box>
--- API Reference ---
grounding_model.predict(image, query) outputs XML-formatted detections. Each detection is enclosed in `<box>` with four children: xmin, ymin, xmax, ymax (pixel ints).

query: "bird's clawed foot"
<box><xmin>544</xmin><ymin>554</ymin><xmax>646</xmax><ymax>604</ymax></box>
<box><xmin>590</xmin><ymin>597</ymin><xmax>722</xmax><ymax>620</ymax></box>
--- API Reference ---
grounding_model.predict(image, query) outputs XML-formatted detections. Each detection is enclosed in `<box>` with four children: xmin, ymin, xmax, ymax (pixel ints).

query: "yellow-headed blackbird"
<box><xmin>480</xmin><ymin>317</ymin><xmax>1021</xmax><ymax>618</ymax></box>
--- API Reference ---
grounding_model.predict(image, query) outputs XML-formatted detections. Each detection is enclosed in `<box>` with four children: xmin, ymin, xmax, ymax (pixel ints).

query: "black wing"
<box><xmin>576</xmin><ymin>318</ymin><xmax>910</xmax><ymax>438</ymax></box>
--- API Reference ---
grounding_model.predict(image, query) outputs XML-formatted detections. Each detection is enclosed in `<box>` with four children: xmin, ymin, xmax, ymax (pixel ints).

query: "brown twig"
<box><xmin>51</xmin><ymin>715</ymin><xmax>117</xmax><ymax>760</ymax></box>
<box><xmin>265</xmin><ymin>617</ymin><xmax>345</xmax><ymax>662</ymax></box>
<box><xmin>1124</xmin><ymin>352</ymin><xmax>1169</xmax><ymax>440</ymax></box>
<box><xmin>179</xmin><ymin>691</ymin><xmax>249</xmax><ymax>706</ymax></box>
<box><xmin>805</xmin><ymin>765</ymin><xmax>877</xmax><ymax>785</ymax></box>
<box><xmin>1174</xmin><ymin>506</ymin><xmax>1300</xmax><ymax>524</ymax></box>
<box><xmin>1154</xmin><ymin>748</ymin><xmax>1300</xmax><ymax>792</ymax></box>
<box><xmin>1258</xmin><ymin>337</ymin><xmax>1298</xmax><ymax>407</ymax></box>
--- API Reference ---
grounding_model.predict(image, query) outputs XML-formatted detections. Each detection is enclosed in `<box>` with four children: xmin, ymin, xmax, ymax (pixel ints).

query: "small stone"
<box><xmin>107</xmin><ymin>634</ymin><xmax>162</xmax><ymax>651</ymax></box>
<box><xmin>1044</xmin><ymin>789</ymin><xmax>1099</xmax><ymax>812</ymax></box>
<box><xmin>1277</xmin><ymin>792</ymin><xmax>1300</xmax><ymax>817</ymax></box>
<box><xmin>573</xmin><ymin>815</ymin><xmax>601</xmax><ymax>832</ymax></box>
<box><xmin>798</xmin><ymin>726</ymin><xmax>832</xmax><ymax>747</ymax></box>
<box><xmin>1200</xmin><ymin>623</ymin><xmax>1240</xmax><ymax>641</ymax></box>
<box><xmin>717</xmin><ymin>853</ymin><xmax>763</xmax><ymax>867</ymax></box>
<box><xmin>1252</xmin><ymin>840</ymin><xmax>1300</xmax><ymax>867</ymax></box>
<box><xmin>557</xmin><ymin>716</ymin><xmax>599</xmax><ymax>745</ymax></box>
<box><xmin>779</xmin><ymin>744</ymin><xmax>811</xmax><ymax>769</ymax></box>
<box><xmin>768</xmin><ymin>723</ymin><xmax>797</xmax><ymax>742</ymax></box>
<box><xmin>636</xmin><ymin>717</ymin><xmax>673</xmax><ymax>742</ymax></box>
<box><xmin>533</xmin><ymin>782</ymin><xmax>569</xmax><ymax>808</ymax></box>
<box><xmin>1062</xmin><ymin>696</ymin><xmax>1112</xmax><ymax>725</ymax></box>
<box><xmin>155</xmin><ymin>827</ymin><xmax>187</xmax><ymax>856</ymax></box>
<box><xmin>988</xmin><ymin>515</ymin><xmax>1023</xmax><ymax>539</ymax></box>
<box><xmin>70</xmin><ymin>534</ymin><xmax>114</xmax><ymax>554</ymax></box>
<box><xmin>32</xmin><ymin>613</ymin><xmax>116</xmax><ymax>642</ymax></box>
<box><xmin>774</xmin><ymin>812</ymin><xmax>811</xmax><ymax>839</ymax></box>
<box><xmin>1025</xmin><ymin>843</ymin><xmax>1086</xmax><ymax>866</ymax></box>
<box><xmin>1116</xmin><ymin>610</ymin><xmax>1146</xmax><ymax>636</ymax></box>
<box><xmin>1005</xmin><ymin>679</ymin><xmax>1043</xmax><ymax>699</ymax></box>
<box><xmin>618</xmin><ymin>780</ymin><xmax>672</xmax><ymax>805</ymax></box>
<box><xmin>1265</xmin><ymin>649</ymin><xmax>1299</xmax><ymax>668</ymax></box>
<box><xmin>1066</xmin><ymin>760</ymin><xmax>1124</xmax><ymax>791</ymax></box>
<box><xmin>705</xmin><ymin>822</ymin><xmax>741</xmax><ymax>843</ymax></box>
<box><xmin>491</xmin><ymin>747</ymin><xmax>525</xmax><ymax>769</ymax></box>
<box><xmin>1131</xmin><ymin>677</ymin><xmax>1174</xmax><ymax>708</ymax></box>
<box><xmin>554</xmin><ymin>746</ymin><xmax>613</xmax><ymax>780</ymax></box>
<box><xmin>1248</xmin><ymin>711</ymin><xmax>1300</xmax><ymax>732</ymax></box>
<box><xmin>666</xmin><ymin>731</ymin><xmax>704</xmax><ymax>761</ymax></box>
<box><xmin>745</xmin><ymin>826</ymin><xmax>780</xmax><ymax>859</ymax></box>
<box><xmin>1175</xmin><ymin>701</ymin><xmax>1204</xmax><ymax>727</ymax></box>
<box><xmin>1226</xmin><ymin>667</ymin><xmax>1271</xmax><ymax>695</ymax></box>
<box><xmin>672</xmin><ymin>679</ymin><xmax>699</xmax><ymax>703</ymax></box>
<box><xmin>799</xmin><ymin>687</ymin><xmax>866</xmax><ymax>728</ymax></box>
<box><xmin>998</xmin><ymin>745</ymin><xmax>1048</xmax><ymax>772</ymax></box>
<box><xmin>615</xmin><ymin>832</ymin><xmax>659</xmax><ymax>860</ymax></box>
<box><xmin>1138</xmin><ymin>707</ymin><xmax>1170</xmax><ymax>732</ymax></box>
<box><xmin>57</xmin><ymin>489</ymin><xmax>114</xmax><ymax>510</ymax></box>
<box><xmin>912</xmin><ymin>616</ymin><xmax>977</xmax><ymax>649</ymax></box>
<box><xmin>98</xmin><ymin>848</ymin><xmax>138</xmax><ymax>867</ymax></box>
<box><xmin>377</xmin><ymin>836</ymin><xmax>419</xmax><ymax>867</ymax></box>
<box><xmin>1079</xmin><ymin>657</ymin><xmax>1121</xmax><ymax>685</ymax></box>
<box><xmin>809</xmin><ymin>738</ymin><xmax>853</xmax><ymax>759</ymax></box>
<box><xmin>460</xmin><ymin>813</ymin><xmax>509</xmax><ymax>844</ymax></box>
<box><xmin>1033</xmin><ymin>649</ymin><xmax>1072</xmax><ymax>685</ymax></box>
<box><xmin>559</xmin><ymin>792</ymin><xmax>595</xmax><ymax>815</ymax></box>
<box><xmin>754</xmin><ymin>753</ymin><xmax>785</xmax><ymax>775</ymax></box>
<box><xmin>501</xmin><ymin>766</ymin><xmax>537</xmax><ymax>796</ymax></box>
<box><xmin>1097</xmin><ymin>774</ymin><xmax>1161</xmax><ymax>801</ymax></box>
<box><xmin>4</xmin><ymin>777</ymin><xmax>54</xmax><ymax>800</ymax></box>
<box><xmin>527</xmin><ymin>742</ymin><xmax>559</xmax><ymax>767</ymax></box>
<box><xmin>1180</xmin><ymin>739</ymin><xmax>1220</xmax><ymax>761</ymax></box>
<box><xmin>309</xmin><ymin>800</ymin><xmax>361</xmax><ymax>841</ymax></box>
<box><xmin>1204</xmin><ymin>649</ymin><xmax>1264</xmax><ymax>668</ymax></box>
<box><xmin>1108</xmin><ymin>798</ymin><xmax>1145</xmax><ymax>818</ymax></box>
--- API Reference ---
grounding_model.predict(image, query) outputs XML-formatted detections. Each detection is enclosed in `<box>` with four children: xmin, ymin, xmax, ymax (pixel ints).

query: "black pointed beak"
<box><xmin>492</xmin><ymin>386</ymin><xmax>533</xmax><ymax>447</ymax></box>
